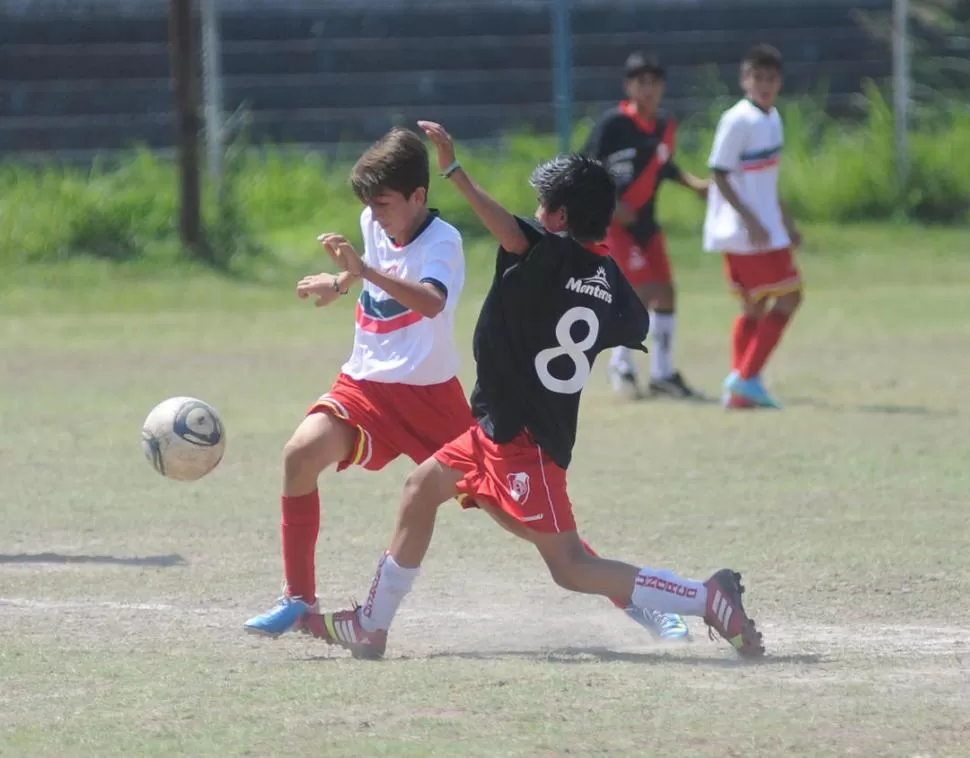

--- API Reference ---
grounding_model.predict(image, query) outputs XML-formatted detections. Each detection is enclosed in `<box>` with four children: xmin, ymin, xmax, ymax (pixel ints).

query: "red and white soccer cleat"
<box><xmin>301</xmin><ymin>604</ymin><xmax>388</xmax><ymax>660</ymax></box>
<box><xmin>703</xmin><ymin>569</ymin><xmax>765</xmax><ymax>659</ymax></box>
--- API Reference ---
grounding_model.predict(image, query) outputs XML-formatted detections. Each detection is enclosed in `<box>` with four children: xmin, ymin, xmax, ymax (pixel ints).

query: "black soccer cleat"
<box><xmin>648</xmin><ymin>371</ymin><xmax>705</xmax><ymax>400</ymax></box>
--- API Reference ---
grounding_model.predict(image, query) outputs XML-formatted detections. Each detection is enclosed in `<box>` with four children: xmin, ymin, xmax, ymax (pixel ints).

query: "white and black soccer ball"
<box><xmin>141</xmin><ymin>396</ymin><xmax>226</xmax><ymax>481</ymax></box>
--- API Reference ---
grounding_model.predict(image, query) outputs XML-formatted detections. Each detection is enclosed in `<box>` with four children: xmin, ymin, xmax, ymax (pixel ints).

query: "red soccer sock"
<box><xmin>580</xmin><ymin>538</ymin><xmax>628</xmax><ymax>609</ymax></box>
<box><xmin>281</xmin><ymin>490</ymin><xmax>320</xmax><ymax>604</ymax></box>
<box><xmin>739</xmin><ymin>310</ymin><xmax>791</xmax><ymax>379</ymax></box>
<box><xmin>732</xmin><ymin>315</ymin><xmax>759</xmax><ymax>372</ymax></box>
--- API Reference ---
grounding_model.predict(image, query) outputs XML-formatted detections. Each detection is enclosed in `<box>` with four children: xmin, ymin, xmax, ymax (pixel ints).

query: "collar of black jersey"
<box><xmin>619</xmin><ymin>100</ymin><xmax>660</xmax><ymax>134</ymax></box>
<box><xmin>551</xmin><ymin>228</ymin><xmax>609</xmax><ymax>256</ymax></box>
<box><xmin>388</xmin><ymin>209</ymin><xmax>439</xmax><ymax>247</ymax></box>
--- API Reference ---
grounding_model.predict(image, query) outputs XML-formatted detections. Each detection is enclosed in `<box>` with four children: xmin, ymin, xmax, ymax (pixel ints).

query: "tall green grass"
<box><xmin>1</xmin><ymin>87</ymin><xmax>967</xmax><ymax>269</ymax></box>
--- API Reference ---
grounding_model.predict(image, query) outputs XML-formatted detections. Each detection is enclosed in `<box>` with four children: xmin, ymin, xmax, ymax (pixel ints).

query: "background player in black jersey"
<box><xmin>309</xmin><ymin>120</ymin><xmax>764</xmax><ymax>662</ymax></box>
<box><xmin>584</xmin><ymin>51</ymin><xmax>709</xmax><ymax>400</ymax></box>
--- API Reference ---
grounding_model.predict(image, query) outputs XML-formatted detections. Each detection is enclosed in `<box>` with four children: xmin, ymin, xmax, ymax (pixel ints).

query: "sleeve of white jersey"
<box><xmin>708</xmin><ymin>109</ymin><xmax>747</xmax><ymax>173</ymax></box>
<box><xmin>419</xmin><ymin>237</ymin><xmax>464</xmax><ymax>307</ymax></box>
<box><xmin>358</xmin><ymin>206</ymin><xmax>376</xmax><ymax>265</ymax></box>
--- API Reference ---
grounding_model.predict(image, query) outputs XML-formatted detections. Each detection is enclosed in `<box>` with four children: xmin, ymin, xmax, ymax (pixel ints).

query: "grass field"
<box><xmin>2</xmin><ymin>224</ymin><xmax>969</xmax><ymax>757</ymax></box>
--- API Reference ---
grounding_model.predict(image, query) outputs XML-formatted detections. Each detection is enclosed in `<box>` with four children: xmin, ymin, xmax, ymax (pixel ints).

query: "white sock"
<box><xmin>631</xmin><ymin>567</ymin><xmax>707</xmax><ymax>616</ymax></box>
<box><xmin>358</xmin><ymin>552</ymin><xmax>418</xmax><ymax>632</ymax></box>
<box><xmin>649</xmin><ymin>311</ymin><xmax>676</xmax><ymax>380</ymax></box>
<box><xmin>610</xmin><ymin>346</ymin><xmax>636</xmax><ymax>373</ymax></box>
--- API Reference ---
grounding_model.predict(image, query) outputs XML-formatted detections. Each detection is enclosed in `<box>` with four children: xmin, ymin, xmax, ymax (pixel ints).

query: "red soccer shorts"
<box><xmin>309</xmin><ymin>373</ymin><xmax>473</xmax><ymax>472</ymax></box>
<box><xmin>603</xmin><ymin>224</ymin><xmax>672</xmax><ymax>287</ymax></box>
<box><xmin>723</xmin><ymin>248</ymin><xmax>802</xmax><ymax>304</ymax></box>
<box><xmin>435</xmin><ymin>425</ymin><xmax>576</xmax><ymax>534</ymax></box>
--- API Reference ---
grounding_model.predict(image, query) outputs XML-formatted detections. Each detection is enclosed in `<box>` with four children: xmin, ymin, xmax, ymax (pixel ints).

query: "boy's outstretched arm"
<box><xmin>670</xmin><ymin>163</ymin><xmax>709</xmax><ymax>199</ymax></box>
<box><xmin>418</xmin><ymin>120</ymin><xmax>530</xmax><ymax>255</ymax></box>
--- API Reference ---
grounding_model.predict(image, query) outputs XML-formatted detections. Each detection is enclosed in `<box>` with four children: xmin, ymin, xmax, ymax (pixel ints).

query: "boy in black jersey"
<box><xmin>584</xmin><ymin>51</ymin><xmax>708</xmax><ymax>399</ymax></box>
<box><xmin>312</xmin><ymin>121</ymin><xmax>764</xmax><ymax>661</ymax></box>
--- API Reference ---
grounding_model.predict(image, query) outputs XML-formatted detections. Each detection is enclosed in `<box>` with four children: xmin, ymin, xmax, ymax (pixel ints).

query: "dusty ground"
<box><xmin>2</xmin><ymin>246</ymin><xmax>969</xmax><ymax>756</ymax></box>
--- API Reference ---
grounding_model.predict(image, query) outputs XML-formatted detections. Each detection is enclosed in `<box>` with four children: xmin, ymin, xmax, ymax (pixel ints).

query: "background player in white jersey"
<box><xmin>308</xmin><ymin>120</ymin><xmax>765</xmax><ymax>661</ymax></box>
<box><xmin>244</xmin><ymin>127</ymin><xmax>474</xmax><ymax>637</ymax></box>
<box><xmin>704</xmin><ymin>45</ymin><xmax>804</xmax><ymax>409</ymax></box>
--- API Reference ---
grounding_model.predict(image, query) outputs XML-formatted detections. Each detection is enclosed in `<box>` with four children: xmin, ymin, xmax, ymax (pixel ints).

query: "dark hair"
<box><xmin>742</xmin><ymin>44</ymin><xmax>783</xmax><ymax>73</ymax></box>
<box><xmin>350</xmin><ymin>127</ymin><xmax>430</xmax><ymax>203</ymax></box>
<box><xmin>624</xmin><ymin>50</ymin><xmax>665</xmax><ymax>80</ymax></box>
<box><xmin>529</xmin><ymin>155</ymin><xmax>616</xmax><ymax>243</ymax></box>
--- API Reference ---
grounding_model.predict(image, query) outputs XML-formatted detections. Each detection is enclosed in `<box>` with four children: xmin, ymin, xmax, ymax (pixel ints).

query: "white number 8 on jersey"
<box><xmin>534</xmin><ymin>306</ymin><xmax>600</xmax><ymax>394</ymax></box>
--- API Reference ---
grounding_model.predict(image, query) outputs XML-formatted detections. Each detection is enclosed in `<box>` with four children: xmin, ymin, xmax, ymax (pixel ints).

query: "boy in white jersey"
<box><xmin>244</xmin><ymin>127</ymin><xmax>474</xmax><ymax>637</ymax></box>
<box><xmin>704</xmin><ymin>45</ymin><xmax>804</xmax><ymax>409</ymax></box>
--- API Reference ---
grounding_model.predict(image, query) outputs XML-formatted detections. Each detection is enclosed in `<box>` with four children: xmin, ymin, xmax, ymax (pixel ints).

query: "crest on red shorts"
<box><xmin>628</xmin><ymin>246</ymin><xmax>646</xmax><ymax>270</ymax></box>
<box><xmin>507</xmin><ymin>472</ymin><xmax>531</xmax><ymax>503</ymax></box>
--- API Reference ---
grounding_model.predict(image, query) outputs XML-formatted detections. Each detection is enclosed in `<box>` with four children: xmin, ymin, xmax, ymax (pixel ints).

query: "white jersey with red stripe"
<box><xmin>703</xmin><ymin>98</ymin><xmax>790</xmax><ymax>254</ymax></box>
<box><xmin>340</xmin><ymin>206</ymin><xmax>465</xmax><ymax>385</ymax></box>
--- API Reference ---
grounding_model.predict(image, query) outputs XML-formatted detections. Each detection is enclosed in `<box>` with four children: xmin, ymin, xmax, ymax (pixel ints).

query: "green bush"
<box><xmin>1</xmin><ymin>87</ymin><xmax>967</xmax><ymax>268</ymax></box>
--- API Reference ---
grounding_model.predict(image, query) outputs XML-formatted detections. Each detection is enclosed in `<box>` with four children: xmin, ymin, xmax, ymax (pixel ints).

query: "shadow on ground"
<box><xmin>304</xmin><ymin>646</ymin><xmax>824</xmax><ymax>667</ymax></box>
<box><xmin>0</xmin><ymin>552</ymin><xmax>186</xmax><ymax>567</ymax></box>
<box><xmin>784</xmin><ymin>397</ymin><xmax>956</xmax><ymax>417</ymax></box>
<box><xmin>423</xmin><ymin>646</ymin><xmax>823</xmax><ymax>666</ymax></box>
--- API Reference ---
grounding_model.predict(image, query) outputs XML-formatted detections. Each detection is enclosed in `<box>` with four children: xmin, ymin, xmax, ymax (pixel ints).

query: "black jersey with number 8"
<box><xmin>469</xmin><ymin>217</ymin><xmax>650</xmax><ymax>469</ymax></box>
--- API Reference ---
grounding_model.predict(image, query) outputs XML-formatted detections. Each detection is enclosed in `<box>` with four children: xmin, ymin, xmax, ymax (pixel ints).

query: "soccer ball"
<box><xmin>141</xmin><ymin>396</ymin><xmax>226</xmax><ymax>481</ymax></box>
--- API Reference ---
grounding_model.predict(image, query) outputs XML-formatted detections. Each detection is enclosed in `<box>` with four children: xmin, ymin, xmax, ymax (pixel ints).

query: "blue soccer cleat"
<box><xmin>625</xmin><ymin>606</ymin><xmax>691</xmax><ymax>641</ymax></box>
<box><xmin>244</xmin><ymin>596</ymin><xmax>313</xmax><ymax>638</ymax></box>
<box><xmin>723</xmin><ymin>371</ymin><xmax>782</xmax><ymax>409</ymax></box>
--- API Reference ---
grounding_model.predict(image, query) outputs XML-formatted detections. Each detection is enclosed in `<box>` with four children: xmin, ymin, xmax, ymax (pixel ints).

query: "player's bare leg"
<box><xmin>773</xmin><ymin>290</ymin><xmax>802</xmax><ymax>317</ymax></box>
<box><xmin>577</xmin><ymin>539</ymin><xmax>690</xmax><ymax>640</ymax></box>
<box><xmin>244</xmin><ymin>412</ymin><xmax>357</xmax><ymax>637</ymax></box>
<box><xmin>308</xmin><ymin>458</ymin><xmax>459</xmax><ymax>658</ymax></box>
<box><xmin>469</xmin><ymin>499</ymin><xmax>687</xmax><ymax>639</ymax></box>
<box><xmin>530</xmin><ymin>530</ymin><xmax>763</xmax><ymax>657</ymax></box>
<box><xmin>282</xmin><ymin>412</ymin><xmax>358</xmax><ymax>495</ymax></box>
<box><xmin>387</xmin><ymin>460</ymin><xmax>463</xmax><ymax>564</ymax></box>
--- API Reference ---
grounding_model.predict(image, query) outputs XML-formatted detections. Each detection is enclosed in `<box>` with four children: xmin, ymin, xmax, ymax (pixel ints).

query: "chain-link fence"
<box><xmin>2</xmin><ymin>0</ymin><xmax>914</xmax><ymax>165</ymax></box>
<box><xmin>2</xmin><ymin>2</ymin><xmax>966</xmax><ymax>210</ymax></box>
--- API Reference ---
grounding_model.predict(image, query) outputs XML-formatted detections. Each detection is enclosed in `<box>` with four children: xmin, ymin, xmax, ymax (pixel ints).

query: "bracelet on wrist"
<box><xmin>441</xmin><ymin>160</ymin><xmax>461</xmax><ymax>179</ymax></box>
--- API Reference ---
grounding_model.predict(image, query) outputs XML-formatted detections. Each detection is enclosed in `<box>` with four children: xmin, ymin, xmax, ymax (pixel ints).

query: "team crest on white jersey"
<box><xmin>507</xmin><ymin>472</ymin><xmax>531</xmax><ymax>503</ymax></box>
<box><xmin>565</xmin><ymin>266</ymin><xmax>613</xmax><ymax>304</ymax></box>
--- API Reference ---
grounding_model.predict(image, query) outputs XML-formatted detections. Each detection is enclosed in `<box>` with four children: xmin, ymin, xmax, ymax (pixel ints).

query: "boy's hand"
<box><xmin>417</xmin><ymin>120</ymin><xmax>456</xmax><ymax>172</ymax></box>
<box><xmin>296</xmin><ymin>273</ymin><xmax>342</xmax><ymax>308</ymax></box>
<box><xmin>318</xmin><ymin>233</ymin><xmax>366</xmax><ymax>277</ymax></box>
<box><xmin>789</xmin><ymin>227</ymin><xmax>804</xmax><ymax>248</ymax></box>
<box><xmin>743</xmin><ymin>216</ymin><xmax>771</xmax><ymax>249</ymax></box>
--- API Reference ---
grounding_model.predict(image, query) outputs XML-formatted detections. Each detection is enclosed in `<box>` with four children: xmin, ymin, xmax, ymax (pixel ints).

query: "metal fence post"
<box><xmin>201</xmin><ymin>0</ymin><xmax>224</xmax><ymax>195</ymax></box>
<box><xmin>551</xmin><ymin>0</ymin><xmax>573</xmax><ymax>154</ymax></box>
<box><xmin>892</xmin><ymin>0</ymin><xmax>910</xmax><ymax>189</ymax></box>
<box><xmin>168</xmin><ymin>0</ymin><xmax>203</xmax><ymax>253</ymax></box>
